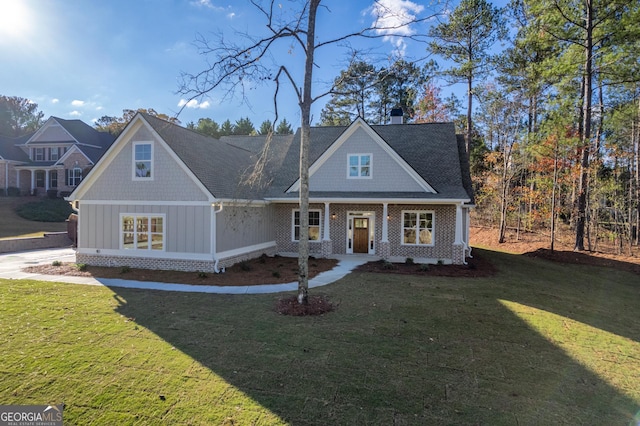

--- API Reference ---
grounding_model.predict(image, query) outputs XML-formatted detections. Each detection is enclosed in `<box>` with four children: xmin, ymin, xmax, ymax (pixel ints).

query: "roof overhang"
<box><xmin>265</xmin><ymin>197</ymin><xmax>472</xmax><ymax>205</ymax></box>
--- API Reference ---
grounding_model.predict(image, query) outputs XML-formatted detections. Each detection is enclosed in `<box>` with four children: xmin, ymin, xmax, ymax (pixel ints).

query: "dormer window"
<box><xmin>133</xmin><ymin>142</ymin><xmax>153</xmax><ymax>180</ymax></box>
<box><xmin>348</xmin><ymin>154</ymin><xmax>372</xmax><ymax>178</ymax></box>
<box><xmin>34</xmin><ymin>148</ymin><xmax>44</xmax><ymax>162</ymax></box>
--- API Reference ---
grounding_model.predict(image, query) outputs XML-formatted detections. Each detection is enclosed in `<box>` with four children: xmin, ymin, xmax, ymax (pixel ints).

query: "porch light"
<box><xmin>331</xmin><ymin>213</ymin><xmax>336</xmax><ymax>219</ymax></box>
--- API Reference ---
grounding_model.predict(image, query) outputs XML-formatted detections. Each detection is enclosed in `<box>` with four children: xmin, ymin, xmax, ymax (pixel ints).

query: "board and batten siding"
<box><xmin>216</xmin><ymin>204</ymin><xmax>276</xmax><ymax>253</ymax></box>
<box><xmin>309</xmin><ymin>127</ymin><xmax>425</xmax><ymax>192</ymax></box>
<box><xmin>81</xmin><ymin>125</ymin><xmax>209</xmax><ymax>202</ymax></box>
<box><xmin>79</xmin><ymin>203</ymin><xmax>211</xmax><ymax>254</ymax></box>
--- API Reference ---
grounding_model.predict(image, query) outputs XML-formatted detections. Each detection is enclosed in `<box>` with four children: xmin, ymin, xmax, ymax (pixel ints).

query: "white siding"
<box><xmin>309</xmin><ymin>127</ymin><xmax>425</xmax><ymax>192</ymax></box>
<box><xmin>81</xmin><ymin>126</ymin><xmax>209</xmax><ymax>201</ymax></box>
<box><xmin>216</xmin><ymin>205</ymin><xmax>276</xmax><ymax>252</ymax></box>
<box><xmin>79</xmin><ymin>203</ymin><xmax>211</xmax><ymax>254</ymax></box>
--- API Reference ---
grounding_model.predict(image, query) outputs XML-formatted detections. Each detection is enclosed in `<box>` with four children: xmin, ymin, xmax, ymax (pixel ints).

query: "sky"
<box><xmin>0</xmin><ymin>0</ymin><xmax>474</xmax><ymax>128</ymax></box>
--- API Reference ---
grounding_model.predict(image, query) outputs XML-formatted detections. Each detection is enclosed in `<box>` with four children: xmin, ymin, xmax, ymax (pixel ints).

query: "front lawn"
<box><xmin>1</xmin><ymin>249</ymin><xmax>638</xmax><ymax>425</ymax></box>
<box><xmin>0</xmin><ymin>197</ymin><xmax>68</xmax><ymax>238</ymax></box>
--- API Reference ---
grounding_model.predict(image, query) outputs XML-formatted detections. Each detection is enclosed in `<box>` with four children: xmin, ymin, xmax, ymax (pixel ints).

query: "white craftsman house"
<box><xmin>68</xmin><ymin>112</ymin><xmax>474</xmax><ymax>272</ymax></box>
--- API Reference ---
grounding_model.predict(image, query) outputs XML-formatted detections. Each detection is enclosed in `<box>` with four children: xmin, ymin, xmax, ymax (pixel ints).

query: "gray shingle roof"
<box><xmin>0</xmin><ymin>133</ymin><xmax>31</xmax><ymax>162</ymax></box>
<box><xmin>140</xmin><ymin>114</ymin><xmax>473</xmax><ymax>203</ymax></box>
<box><xmin>141</xmin><ymin>113</ymin><xmax>294</xmax><ymax>199</ymax></box>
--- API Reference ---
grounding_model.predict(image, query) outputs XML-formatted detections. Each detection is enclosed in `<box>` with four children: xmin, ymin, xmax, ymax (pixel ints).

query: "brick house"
<box><xmin>0</xmin><ymin>117</ymin><xmax>115</xmax><ymax>196</ymax></box>
<box><xmin>69</xmin><ymin>112</ymin><xmax>474</xmax><ymax>272</ymax></box>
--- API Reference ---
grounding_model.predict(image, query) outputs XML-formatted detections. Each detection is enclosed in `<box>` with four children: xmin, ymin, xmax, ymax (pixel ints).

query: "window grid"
<box><xmin>293</xmin><ymin>210</ymin><xmax>321</xmax><ymax>241</ymax></box>
<box><xmin>348</xmin><ymin>154</ymin><xmax>372</xmax><ymax>178</ymax></box>
<box><xmin>122</xmin><ymin>214</ymin><xmax>164</xmax><ymax>251</ymax></box>
<box><xmin>133</xmin><ymin>142</ymin><xmax>153</xmax><ymax>179</ymax></box>
<box><xmin>402</xmin><ymin>211</ymin><xmax>434</xmax><ymax>246</ymax></box>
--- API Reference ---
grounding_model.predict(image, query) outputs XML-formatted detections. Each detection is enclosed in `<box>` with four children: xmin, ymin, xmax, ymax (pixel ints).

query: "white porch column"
<box><xmin>381</xmin><ymin>202</ymin><xmax>389</xmax><ymax>242</ymax></box>
<box><xmin>30</xmin><ymin>170</ymin><xmax>35</xmax><ymax>194</ymax></box>
<box><xmin>323</xmin><ymin>202</ymin><xmax>331</xmax><ymax>240</ymax></box>
<box><xmin>16</xmin><ymin>169</ymin><xmax>20</xmax><ymax>188</ymax></box>
<box><xmin>454</xmin><ymin>203</ymin><xmax>463</xmax><ymax>244</ymax></box>
<box><xmin>45</xmin><ymin>170</ymin><xmax>50</xmax><ymax>190</ymax></box>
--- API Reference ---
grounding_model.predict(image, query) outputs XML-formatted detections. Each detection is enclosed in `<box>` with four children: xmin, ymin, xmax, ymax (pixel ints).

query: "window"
<box><xmin>50</xmin><ymin>171</ymin><xmax>58</xmax><ymax>188</ymax></box>
<box><xmin>35</xmin><ymin>171</ymin><xmax>45</xmax><ymax>188</ymax></box>
<box><xmin>34</xmin><ymin>148</ymin><xmax>45</xmax><ymax>161</ymax></box>
<box><xmin>122</xmin><ymin>214</ymin><xmax>164</xmax><ymax>251</ymax></box>
<box><xmin>348</xmin><ymin>154</ymin><xmax>371</xmax><ymax>178</ymax></box>
<box><xmin>66</xmin><ymin>167</ymin><xmax>82</xmax><ymax>186</ymax></box>
<box><xmin>50</xmin><ymin>147</ymin><xmax>59</xmax><ymax>161</ymax></box>
<box><xmin>133</xmin><ymin>142</ymin><xmax>153</xmax><ymax>179</ymax></box>
<box><xmin>402</xmin><ymin>211</ymin><xmax>434</xmax><ymax>245</ymax></box>
<box><xmin>292</xmin><ymin>210</ymin><xmax>321</xmax><ymax>241</ymax></box>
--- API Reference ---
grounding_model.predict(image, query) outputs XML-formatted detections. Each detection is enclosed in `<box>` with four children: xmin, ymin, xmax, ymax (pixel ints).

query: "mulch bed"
<box><xmin>354</xmin><ymin>251</ymin><xmax>496</xmax><ymax>277</ymax></box>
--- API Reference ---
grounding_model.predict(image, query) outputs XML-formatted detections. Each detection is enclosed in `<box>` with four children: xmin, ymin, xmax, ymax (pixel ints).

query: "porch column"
<box><xmin>16</xmin><ymin>169</ymin><xmax>20</xmax><ymax>189</ymax></box>
<box><xmin>381</xmin><ymin>203</ymin><xmax>389</xmax><ymax>242</ymax></box>
<box><xmin>379</xmin><ymin>202</ymin><xmax>391</xmax><ymax>259</ymax></box>
<box><xmin>321</xmin><ymin>202</ymin><xmax>332</xmax><ymax>258</ymax></box>
<box><xmin>30</xmin><ymin>170</ymin><xmax>35</xmax><ymax>195</ymax></box>
<box><xmin>45</xmin><ymin>170</ymin><xmax>50</xmax><ymax>190</ymax></box>
<box><xmin>454</xmin><ymin>204</ymin><xmax>463</xmax><ymax>244</ymax></box>
<box><xmin>323</xmin><ymin>202</ymin><xmax>330</xmax><ymax>240</ymax></box>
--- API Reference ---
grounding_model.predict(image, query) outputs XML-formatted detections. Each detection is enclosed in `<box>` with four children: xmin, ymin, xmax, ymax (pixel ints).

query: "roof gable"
<box><xmin>287</xmin><ymin>118</ymin><xmax>436</xmax><ymax>194</ymax></box>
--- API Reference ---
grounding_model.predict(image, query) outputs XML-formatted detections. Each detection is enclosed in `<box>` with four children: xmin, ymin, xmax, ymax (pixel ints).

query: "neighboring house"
<box><xmin>69</xmin><ymin>112</ymin><xmax>474</xmax><ymax>272</ymax></box>
<box><xmin>0</xmin><ymin>117</ymin><xmax>115</xmax><ymax>196</ymax></box>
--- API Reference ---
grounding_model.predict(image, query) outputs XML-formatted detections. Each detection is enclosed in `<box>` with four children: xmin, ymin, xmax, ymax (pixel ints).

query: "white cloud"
<box><xmin>178</xmin><ymin>99</ymin><xmax>211</xmax><ymax>109</ymax></box>
<box><xmin>227</xmin><ymin>12</ymin><xmax>236</xmax><ymax>19</ymax></box>
<box><xmin>369</xmin><ymin>0</ymin><xmax>424</xmax><ymax>56</ymax></box>
<box><xmin>51</xmin><ymin>98</ymin><xmax>59</xmax><ymax>104</ymax></box>
<box><xmin>190</xmin><ymin>0</ymin><xmax>224</xmax><ymax>11</ymax></box>
<box><xmin>69</xmin><ymin>110</ymin><xmax>82</xmax><ymax>117</ymax></box>
<box><xmin>71</xmin><ymin>99</ymin><xmax>85</xmax><ymax>107</ymax></box>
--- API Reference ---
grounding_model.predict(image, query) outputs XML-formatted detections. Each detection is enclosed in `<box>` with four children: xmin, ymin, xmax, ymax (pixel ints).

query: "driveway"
<box><xmin>0</xmin><ymin>248</ymin><xmax>367</xmax><ymax>294</ymax></box>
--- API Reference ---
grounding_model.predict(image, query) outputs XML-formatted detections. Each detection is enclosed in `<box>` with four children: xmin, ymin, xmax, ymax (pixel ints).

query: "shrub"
<box><xmin>197</xmin><ymin>271</ymin><xmax>208</xmax><ymax>279</ymax></box>
<box><xmin>259</xmin><ymin>253</ymin><xmax>268</xmax><ymax>264</ymax></box>
<box><xmin>7</xmin><ymin>187</ymin><xmax>20</xmax><ymax>197</ymax></box>
<box><xmin>381</xmin><ymin>260</ymin><xmax>397</xmax><ymax>270</ymax></box>
<box><xmin>52</xmin><ymin>260</ymin><xmax>62</xmax><ymax>267</ymax></box>
<box><xmin>75</xmin><ymin>263</ymin><xmax>87</xmax><ymax>272</ymax></box>
<box><xmin>239</xmin><ymin>261</ymin><xmax>251</xmax><ymax>271</ymax></box>
<box><xmin>419</xmin><ymin>264</ymin><xmax>430</xmax><ymax>272</ymax></box>
<box><xmin>405</xmin><ymin>257</ymin><xmax>414</xmax><ymax>265</ymax></box>
<box><xmin>437</xmin><ymin>259</ymin><xmax>444</xmax><ymax>266</ymax></box>
<box><xmin>120</xmin><ymin>266</ymin><xmax>131</xmax><ymax>274</ymax></box>
<box><xmin>15</xmin><ymin>198</ymin><xmax>74</xmax><ymax>222</ymax></box>
<box><xmin>272</xmin><ymin>271</ymin><xmax>281</xmax><ymax>278</ymax></box>
<box><xmin>59</xmin><ymin>191</ymin><xmax>72</xmax><ymax>198</ymax></box>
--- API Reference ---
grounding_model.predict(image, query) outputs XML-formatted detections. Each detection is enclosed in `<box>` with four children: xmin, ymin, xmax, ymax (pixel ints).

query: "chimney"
<box><xmin>390</xmin><ymin>108</ymin><xmax>403</xmax><ymax>124</ymax></box>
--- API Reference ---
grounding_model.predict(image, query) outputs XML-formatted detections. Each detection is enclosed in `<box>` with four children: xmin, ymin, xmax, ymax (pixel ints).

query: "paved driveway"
<box><xmin>0</xmin><ymin>248</ymin><xmax>367</xmax><ymax>294</ymax></box>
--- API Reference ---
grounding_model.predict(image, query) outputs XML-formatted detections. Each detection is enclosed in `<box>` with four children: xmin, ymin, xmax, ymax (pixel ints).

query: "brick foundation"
<box><xmin>76</xmin><ymin>245</ymin><xmax>278</xmax><ymax>273</ymax></box>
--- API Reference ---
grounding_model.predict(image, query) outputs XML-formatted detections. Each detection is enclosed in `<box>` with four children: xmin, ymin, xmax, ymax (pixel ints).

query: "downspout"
<box><xmin>211</xmin><ymin>202</ymin><xmax>224</xmax><ymax>273</ymax></box>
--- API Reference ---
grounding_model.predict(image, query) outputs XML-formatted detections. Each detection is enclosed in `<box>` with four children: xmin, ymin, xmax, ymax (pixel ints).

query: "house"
<box><xmin>0</xmin><ymin>117</ymin><xmax>115</xmax><ymax>196</ymax></box>
<box><xmin>68</xmin><ymin>112</ymin><xmax>474</xmax><ymax>272</ymax></box>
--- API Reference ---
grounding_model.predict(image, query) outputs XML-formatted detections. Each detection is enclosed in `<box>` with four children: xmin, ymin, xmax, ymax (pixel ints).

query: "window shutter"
<box><xmin>65</xmin><ymin>169</ymin><xmax>69</xmax><ymax>186</ymax></box>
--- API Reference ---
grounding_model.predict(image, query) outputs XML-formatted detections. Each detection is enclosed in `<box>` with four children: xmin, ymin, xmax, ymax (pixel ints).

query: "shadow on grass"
<box><xmin>110</xmin><ymin>249</ymin><xmax>639</xmax><ymax>424</ymax></box>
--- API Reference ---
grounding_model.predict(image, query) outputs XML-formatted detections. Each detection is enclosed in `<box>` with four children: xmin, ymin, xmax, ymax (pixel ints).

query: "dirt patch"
<box><xmin>23</xmin><ymin>255</ymin><xmax>339</xmax><ymax>286</ymax></box>
<box><xmin>471</xmin><ymin>225</ymin><xmax>640</xmax><ymax>275</ymax></box>
<box><xmin>276</xmin><ymin>295</ymin><xmax>334</xmax><ymax>316</ymax></box>
<box><xmin>354</xmin><ymin>250</ymin><xmax>496</xmax><ymax>277</ymax></box>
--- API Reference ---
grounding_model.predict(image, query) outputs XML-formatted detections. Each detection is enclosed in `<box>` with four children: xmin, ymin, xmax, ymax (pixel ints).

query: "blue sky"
<box><xmin>1</xmin><ymin>0</ymin><xmax>478</xmax><ymax>128</ymax></box>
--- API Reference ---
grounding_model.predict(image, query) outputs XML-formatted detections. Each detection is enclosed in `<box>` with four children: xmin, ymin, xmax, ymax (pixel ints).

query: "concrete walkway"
<box><xmin>0</xmin><ymin>248</ymin><xmax>369</xmax><ymax>294</ymax></box>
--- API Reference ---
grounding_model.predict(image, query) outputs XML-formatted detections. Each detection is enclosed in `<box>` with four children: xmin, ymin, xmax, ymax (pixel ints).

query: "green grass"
<box><xmin>0</xmin><ymin>198</ymin><xmax>68</xmax><ymax>238</ymax></box>
<box><xmin>1</xmin><ymin>249</ymin><xmax>639</xmax><ymax>425</ymax></box>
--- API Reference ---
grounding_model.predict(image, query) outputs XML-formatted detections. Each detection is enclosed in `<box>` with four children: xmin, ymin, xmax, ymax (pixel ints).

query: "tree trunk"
<box><xmin>551</xmin><ymin>138</ymin><xmax>559</xmax><ymax>252</ymax></box>
<box><xmin>574</xmin><ymin>0</ymin><xmax>593</xmax><ymax>251</ymax></box>
<box><xmin>296</xmin><ymin>0</ymin><xmax>320</xmax><ymax>305</ymax></box>
<box><xmin>466</xmin><ymin>75</ymin><xmax>473</xmax><ymax>154</ymax></box>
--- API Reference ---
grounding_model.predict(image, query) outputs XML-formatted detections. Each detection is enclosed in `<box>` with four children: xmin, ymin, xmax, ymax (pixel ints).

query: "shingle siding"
<box><xmin>81</xmin><ymin>125</ymin><xmax>209</xmax><ymax>201</ymax></box>
<box><xmin>309</xmin><ymin>127</ymin><xmax>425</xmax><ymax>192</ymax></box>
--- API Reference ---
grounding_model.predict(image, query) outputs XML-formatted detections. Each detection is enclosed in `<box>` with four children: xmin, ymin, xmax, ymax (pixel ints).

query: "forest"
<box><xmin>2</xmin><ymin>0</ymin><xmax>638</xmax><ymax>254</ymax></box>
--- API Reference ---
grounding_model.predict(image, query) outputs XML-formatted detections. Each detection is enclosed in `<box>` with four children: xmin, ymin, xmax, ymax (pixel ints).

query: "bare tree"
<box><xmin>178</xmin><ymin>0</ymin><xmax>442</xmax><ymax>304</ymax></box>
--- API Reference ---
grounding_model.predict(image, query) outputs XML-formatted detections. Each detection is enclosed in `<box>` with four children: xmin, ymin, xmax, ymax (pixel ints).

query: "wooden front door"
<box><xmin>353</xmin><ymin>218</ymin><xmax>369</xmax><ymax>253</ymax></box>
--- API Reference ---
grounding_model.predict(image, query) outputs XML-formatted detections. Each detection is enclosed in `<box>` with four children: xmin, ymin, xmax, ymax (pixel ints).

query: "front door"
<box><xmin>353</xmin><ymin>218</ymin><xmax>369</xmax><ymax>253</ymax></box>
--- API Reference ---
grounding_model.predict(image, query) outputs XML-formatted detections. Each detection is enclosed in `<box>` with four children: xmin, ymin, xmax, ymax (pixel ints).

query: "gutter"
<box><xmin>211</xmin><ymin>202</ymin><xmax>224</xmax><ymax>273</ymax></box>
